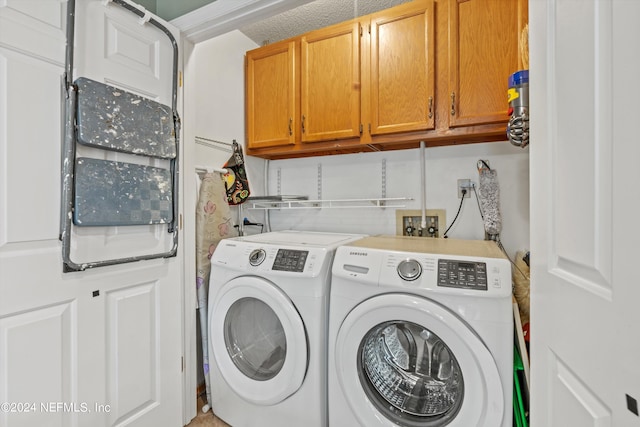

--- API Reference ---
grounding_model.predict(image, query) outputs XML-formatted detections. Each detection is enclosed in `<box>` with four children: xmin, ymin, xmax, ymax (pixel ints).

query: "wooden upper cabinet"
<box><xmin>244</xmin><ymin>0</ymin><xmax>528</xmax><ymax>159</ymax></box>
<box><xmin>368</xmin><ymin>0</ymin><xmax>435</xmax><ymax>136</ymax></box>
<box><xmin>300</xmin><ymin>22</ymin><xmax>361</xmax><ymax>143</ymax></box>
<box><xmin>446</xmin><ymin>0</ymin><xmax>526</xmax><ymax>128</ymax></box>
<box><xmin>246</xmin><ymin>40</ymin><xmax>297</xmax><ymax>149</ymax></box>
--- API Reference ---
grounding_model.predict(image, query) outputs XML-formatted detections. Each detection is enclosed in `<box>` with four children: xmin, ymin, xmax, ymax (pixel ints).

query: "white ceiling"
<box><xmin>238</xmin><ymin>0</ymin><xmax>411</xmax><ymax>46</ymax></box>
<box><xmin>170</xmin><ymin>0</ymin><xmax>411</xmax><ymax>45</ymax></box>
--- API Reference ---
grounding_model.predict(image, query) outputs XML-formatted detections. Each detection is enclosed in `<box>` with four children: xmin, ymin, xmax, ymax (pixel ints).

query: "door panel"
<box><xmin>530</xmin><ymin>0</ymin><xmax>640</xmax><ymax>425</ymax></box>
<box><xmin>0</xmin><ymin>302</ymin><xmax>76</xmax><ymax>427</ymax></box>
<box><xmin>369</xmin><ymin>0</ymin><xmax>435</xmax><ymax>135</ymax></box>
<box><xmin>549</xmin><ymin>356</ymin><xmax>612</xmax><ymax>425</ymax></box>
<box><xmin>246</xmin><ymin>41</ymin><xmax>297</xmax><ymax>149</ymax></box>
<box><xmin>550</xmin><ymin>0</ymin><xmax>612</xmax><ymax>298</ymax></box>
<box><xmin>76</xmin><ymin>1</ymin><xmax>173</xmax><ymax>102</ymax></box>
<box><xmin>104</xmin><ymin>21</ymin><xmax>161</xmax><ymax>79</ymax></box>
<box><xmin>1</xmin><ymin>50</ymin><xmax>62</xmax><ymax>244</ymax></box>
<box><xmin>0</xmin><ymin>1</ymin><xmax>66</xmax><ymax>63</ymax></box>
<box><xmin>0</xmin><ymin>1</ymin><xmax>182</xmax><ymax>426</ymax></box>
<box><xmin>106</xmin><ymin>282</ymin><xmax>160</xmax><ymax>425</ymax></box>
<box><xmin>301</xmin><ymin>22</ymin><xmax>361</xmax><ymax>142</ymax></box>
<box><xmin>447</xmin><ymin>0</ymin><xmax>521</xmax><ymax>127</ymax></box>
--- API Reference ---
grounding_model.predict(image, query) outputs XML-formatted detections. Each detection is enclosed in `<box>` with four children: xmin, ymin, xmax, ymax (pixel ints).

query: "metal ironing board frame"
<box><xmin>60</xmin><ymin>0</ymin><xmax>181</xmax><ymax>272</ymax></box>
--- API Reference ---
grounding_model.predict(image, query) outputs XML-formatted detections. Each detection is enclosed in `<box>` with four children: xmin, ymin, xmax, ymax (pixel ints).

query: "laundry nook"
<box><xmin>1</xmin><ymin>1</ymin><xmax>638</xmax><ymax>427</ymax></box>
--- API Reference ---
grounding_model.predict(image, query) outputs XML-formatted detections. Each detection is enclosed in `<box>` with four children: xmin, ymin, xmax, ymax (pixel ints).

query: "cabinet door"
<box><xmin>246</xmin><ymin>41</ymin><xmax>297</xmax><ymax>149</ymax></box>
<box><xmin>300</xmin><ymin>22</ymin><xmax>361</xmax><ymax>143</ymax></box>
<box><xmin>369</xmin><ymin>0</ymin><xmax>435</xmax><ymax>136</ymax></box>
<box><xmin>447</xmin><ymin>0</ymin><xmax>526</xmax><ymax>128</ymax></box>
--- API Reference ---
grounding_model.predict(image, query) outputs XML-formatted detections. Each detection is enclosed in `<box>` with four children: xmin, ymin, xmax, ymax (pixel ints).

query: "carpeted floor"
<box><xmin>185</xmin><ymin>397</ymin><xmax>230</xmax><ymax>427</ymax></box>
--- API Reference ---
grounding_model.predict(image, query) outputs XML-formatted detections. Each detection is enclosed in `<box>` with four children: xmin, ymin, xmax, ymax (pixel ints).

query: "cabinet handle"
<box><xmin>289</xmin><ymin>118</ymin><xmax>293</xmax><ymax>136</ymax></box>
<box><xmin>450</xmin><ymin>92</ymin><xmax>456</xmax><ymax>116</ymax></box>
<box><xmin>301</xmin><ymin>115</ymin><xmax>306</xmax><ymax>133</ymax></box>
<box><xmin>428</xmin><ymin>96</ymin><xmax>433</xmax><ymax>119</ymax></box>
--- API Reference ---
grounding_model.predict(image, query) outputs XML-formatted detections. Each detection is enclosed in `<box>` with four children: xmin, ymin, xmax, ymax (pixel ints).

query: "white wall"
<box><xmin>247</xmin><ymin>142</ymin><xmax>529</xmax><ymax>258</ymax></box>
<box><xmin>188</xmin><ymin>30</ymin><xmax>530</xmax><ymax>260</ymax></box>
<box><xmin>182</xmin><ymin>30</ymin><xmax>259</xmax><ymax>415</ymax></box>
<box><xmin>189</xmin><ymin>30</ymin><xmax>258</xmax><ymax>159</ymax></box>
<box><xmin>185</xmin><ymin>29</ymin><xmax>263</xmax><ymax>208</ymax></box>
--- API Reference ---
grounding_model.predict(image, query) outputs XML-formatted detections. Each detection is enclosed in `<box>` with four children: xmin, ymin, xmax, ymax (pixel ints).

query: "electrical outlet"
<box><xmin>458</xmin><ymin>179</ymin><xmax>472</xmax><ymax>198</ymax></box>
<box><xmin>395</xmin><ymin>209</ymin><xmax>446</xmax><ymax>238</ymax></box>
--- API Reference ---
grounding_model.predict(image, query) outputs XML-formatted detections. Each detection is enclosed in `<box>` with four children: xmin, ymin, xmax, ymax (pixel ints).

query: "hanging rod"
<box><xmin>195</xmin><ymin>136</ymin><xmax>234</xmax><ymax>152</ymax></box>
<box><xmin>247</xmin><ymin>197</ymin><xmax>413</xmax><ymax>210</ymax></box>
<box><xmin>195</xmin><ymin>165</ymin><xmax>228</xmax><ymax>174</ymax></box>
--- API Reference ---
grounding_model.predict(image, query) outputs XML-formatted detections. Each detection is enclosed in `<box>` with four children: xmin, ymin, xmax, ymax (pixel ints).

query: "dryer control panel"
<box><xmin>212</xmin><ymin>241</ymin><xmax>332</xmax><ymax>278</ymax></box>
<box><xmin>273</xmin><ymin>249</ymin><xmax>309</xmax><ymax>272</ymax></box>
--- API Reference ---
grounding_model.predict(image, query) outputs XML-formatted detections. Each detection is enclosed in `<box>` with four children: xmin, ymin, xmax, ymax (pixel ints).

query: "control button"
<box><xmin>492</xmin><ymin>278</ymin><xmax>501</xmax><ymax>288</ymax></box>
<box><xmin>249</xmin><ymin>249</ymin><xmax>266</xmax><ymax>266</ymax></box>
<box><xmin>397</xmin><ymin>259</ymin><xmax>422</xmax><ymax>281</ymax></box>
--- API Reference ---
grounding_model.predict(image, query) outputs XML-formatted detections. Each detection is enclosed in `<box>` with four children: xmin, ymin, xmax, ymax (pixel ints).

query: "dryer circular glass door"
<box><xmin>335</xmin><ymin>294</ymin><xmax>504</xmax><ymax>427</ymax></box>
<box><xmin>211</xmin><ymin>276</ymin><xmax>308</xmax><ymax>405</ymax></box>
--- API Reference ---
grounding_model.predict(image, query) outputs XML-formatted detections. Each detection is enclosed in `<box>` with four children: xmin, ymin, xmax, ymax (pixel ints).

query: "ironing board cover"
<box><xmin>195</xmin><ymin>172</ymin><xmax>233</xmax><ymax>408</ymax></box>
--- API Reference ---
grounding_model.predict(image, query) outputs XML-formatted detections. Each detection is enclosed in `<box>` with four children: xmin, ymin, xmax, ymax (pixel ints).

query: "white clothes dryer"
<box><xmin>328</xmin><ymin>236</ymin><xmax>513</xmax><ymax>427</ymax></box>
<box><xmin>208</xmin><ymin>230</ymin><xmax>364</xmax><ymax>427</ymax></box>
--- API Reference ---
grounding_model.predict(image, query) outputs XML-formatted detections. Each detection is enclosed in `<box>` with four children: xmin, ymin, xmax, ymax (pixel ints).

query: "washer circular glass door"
<box><xmin>211</xmin><ymin>276</ymin><xmax>308</xmax><ymax>405</ymax></box>
<box><xmin>335</xmin><ymin>294</ymin><xmax>504</xmax><ymax>427</ymax></box>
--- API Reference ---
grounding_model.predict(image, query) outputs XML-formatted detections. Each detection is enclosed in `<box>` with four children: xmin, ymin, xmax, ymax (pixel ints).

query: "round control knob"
<box><xmin>397</xmin><ymin>259</ymin><xmax>422</xmax><ymax>281</ymax></box>
<box><xmin>249</xmin><ymin>249</ymin><xmax>266</xmax><ymax>266</ymax></box>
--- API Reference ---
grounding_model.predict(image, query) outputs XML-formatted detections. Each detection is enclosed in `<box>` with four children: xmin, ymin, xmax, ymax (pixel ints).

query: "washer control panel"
<box><xmin>437</xmin><ymin>259</ymin><xmax>488</xmax><ymax>291</ymax></box>
<box><xmin>272</xmin><ymin>249</ymin><xmax>309</xmax><ymax>272</ymax></box>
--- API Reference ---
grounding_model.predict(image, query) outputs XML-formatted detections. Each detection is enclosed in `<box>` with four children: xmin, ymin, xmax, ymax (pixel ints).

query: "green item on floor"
<box><xmin>514</xmin><ymin>345</ymin><xmax>529</xmax><ymax>427</ymax></box>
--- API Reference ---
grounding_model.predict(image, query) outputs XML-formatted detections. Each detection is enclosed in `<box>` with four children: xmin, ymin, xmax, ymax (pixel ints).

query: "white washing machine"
<box><xmin>328</xmin><ymin>236</ymin><xmax>513</xmax><ymax>427</ymax></box>
<box><xmin>208</xmin><ymin>230</ymin><xmax>364</xmax><ymax>427</ymax></box>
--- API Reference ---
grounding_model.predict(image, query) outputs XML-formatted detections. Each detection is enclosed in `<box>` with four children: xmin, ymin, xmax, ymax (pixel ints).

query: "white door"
<box><xmin>0</xmin><ymin>1</ymin><xmax>183</xmax><ymax>427</ymax></box>
<box><xmin>334</xmin><ymin>294</ymin><xmax>504</xmax><ymax>427</ymax></box>
<box><xmin>210</xmin><ymin>276</ymin><xmax>308</xmax><ymax>405</ymax></box>
<box><xmin>530</xmin><ymin>0</ymin><xmax>640</xmax><ymax>425</ymax></box>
